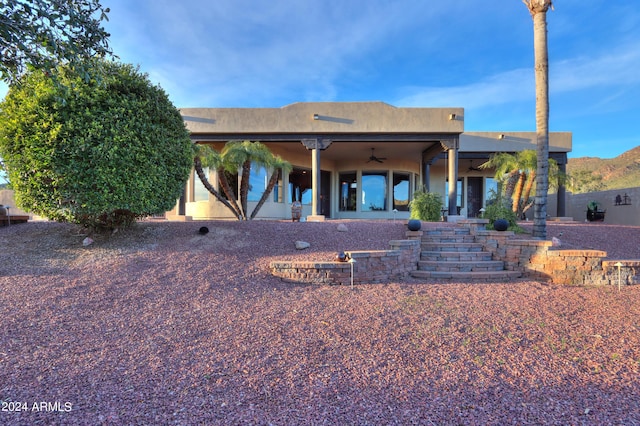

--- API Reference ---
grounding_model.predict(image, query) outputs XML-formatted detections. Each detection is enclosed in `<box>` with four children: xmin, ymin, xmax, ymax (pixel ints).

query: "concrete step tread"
<box><xmin>421</xmin><ymin>243</ymin><xmax>485</xmax><ymax>252</ymax></box>
<box><xmin>410</xmin><ymin>270</ymin><xmax>522</xmax><ymax>281</ymax></box>
<box><xmin>420</xmin><ymin>251</ymin><xmax>493</xmax><ymax>261</ymax></box>
<box><xmin>418</xmin><ymin>260</ymin><xmax>506</xmax><ymax>272</ymax></box>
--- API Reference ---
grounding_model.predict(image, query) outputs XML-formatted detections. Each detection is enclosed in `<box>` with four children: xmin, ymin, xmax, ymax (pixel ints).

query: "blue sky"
<box><xmin>2</xmin><ymin>0</ymin><xmax>639</xmax><ymax>159</ymax></box>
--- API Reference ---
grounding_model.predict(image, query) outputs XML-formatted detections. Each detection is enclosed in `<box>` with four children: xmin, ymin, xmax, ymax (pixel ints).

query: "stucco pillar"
<box><xmin>441</xmin><ymin>138</ymin><xmax>459</xmax><ymax>216</ymax></box>
<box><xmin>423</xmin><ymin>163</ymin><xmax>431</xmax><ymax>191</ymax></box>
<box><xmin>557</xmin><ymin>161</ymin><xmax>566</xmax><ymax>217</ymax></box>
<box><xmin>301</xmin><ymin>138</ymin><xmax>332</xmax><ymax>219</ymax></box>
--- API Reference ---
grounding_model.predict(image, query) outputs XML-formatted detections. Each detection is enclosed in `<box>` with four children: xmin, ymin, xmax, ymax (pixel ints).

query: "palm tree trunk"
<box><xmin>250</xmin><ymin>169</ymin><xmax>279</xmax><ymax>220</ymax></box>
<box><xmin>239</xmin><ymin>160</ymin><xmax>251</xmax><ymax>220</ymax></box>
<box><xmin>521</xmin><ymin>170</ymin><xmax>537</xmax><ymax>216</ymax></box>
<box><xmin>194</xmin><ymin>157</ymin><xmax>242</xmax><ymax>219</ymax></box>
<box><xmin>217</xmin><ymin>167</ymin><xmax>244</xmax><ymax>219</ymax></box>
<box><xmin>527</xmin><ymin>0</ymin><xmax>552</xmax><ymax>238</ymax></box>
<box><xmin>512</xmin><ymin>171</ymin><xmax>526</xmax><ymax>213</ymax></box>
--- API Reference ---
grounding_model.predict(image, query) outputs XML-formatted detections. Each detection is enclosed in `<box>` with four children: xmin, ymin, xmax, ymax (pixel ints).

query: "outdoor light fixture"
<box><xmin>313</xmin><ymin>113</ymin><xmax>319</xmax><ymax>120</ymax></box>
<box><xmin>449</xmin><ymin>113</ymin><xmax>456</xmax><ymax>120</ymax></box>
<box><xmin>498</xmin><ymin>134</ymin><xmax>505</xmax><ymax>139</ymax></box>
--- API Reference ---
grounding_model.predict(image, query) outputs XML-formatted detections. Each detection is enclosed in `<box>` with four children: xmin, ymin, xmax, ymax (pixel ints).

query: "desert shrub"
<box><xmin>409</xmin><ymin>188</ymin><xmax>443</xmax><ymax>222</ymax></box>
<box><xmin>0</xmin><ymin>60</ymin><xmax>193</xmax><ymax>230</ymax></box>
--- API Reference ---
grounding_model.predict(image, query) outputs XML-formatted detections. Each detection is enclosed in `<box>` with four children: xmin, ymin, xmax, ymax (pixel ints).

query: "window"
<box><xmin>485</xmin><ymin>177</ymin><xmax>498</xmax><ymax>204</ymax></box>
<box><xmin>362</xmin><ymin>171</ymin><xmax>387</xmax><ymax>211</ymax></box>
<box><xmin>272</xmin><ymin>169</ymin><xmax>283</xmax><ymax>203</ymax></box>
<box><xmin>289</xmin><ymin>167</ymin><xmax>312</xmax><ymax>204</ymax></box>
<box><xmin>445</xmin><ymin>179</ymin><xmax>463</xmax><ymax>209</ymax></box>
<box><xmin>248</xmin><ymin>164</ymin><xmax>268</xmax><ymax>202</ymax></box>
<box><xmin>393</xmin><ymin>172</ymin><xmax>410</xmax><ymax>211</ymax></box>
<box><xmin>339</xmin><ymin>172</ymin><xmax>357</xmax><ymax>211</ymax></box>
<box><xmin>193</xmin><ymin>167</ymin><xmax>210</xmax><ymax>202</ymax></box>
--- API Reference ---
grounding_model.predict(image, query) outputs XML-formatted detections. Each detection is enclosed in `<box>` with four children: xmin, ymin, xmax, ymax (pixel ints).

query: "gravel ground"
<box><xmin>1</xmin><ymin>219</ymin><xmax>639</xmax><ymax>425</ymax></box>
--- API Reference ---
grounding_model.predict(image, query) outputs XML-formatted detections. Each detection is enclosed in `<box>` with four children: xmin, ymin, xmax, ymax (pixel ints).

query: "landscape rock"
<box><xmin>337</xmin><ymin>224</ymin><xmax>348</xmax><ymax>232</ymax></box>
<box><xmin>295</xmin><ymin>240</ymin><xmax>310</xmax><ymax>250</ymax></box>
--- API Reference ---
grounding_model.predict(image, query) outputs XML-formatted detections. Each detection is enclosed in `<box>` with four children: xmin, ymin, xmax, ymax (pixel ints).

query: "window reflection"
<box><xmin>339</xmin><ymin>172</ymin><xmax>357</xmax><ymax>211</ymax></box>
<box><xmin>362</xmin><ymin>171</ymin><xmax>387</xmax><ymax>211</ymax></box>
<box><xmin>289</xmin><ymin>167</ymin><xmax>312</xmax><ymax>204</ymax></box>
<box><xmin>393</xmin><ymin>172</ymin><xmax>410</xmax><ymax>211</ymax></box>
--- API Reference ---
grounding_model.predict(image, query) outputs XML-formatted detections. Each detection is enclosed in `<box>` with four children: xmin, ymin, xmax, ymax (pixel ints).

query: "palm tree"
<box><xmin>523</xmin><ymin>0</ymin><xmax>554</xmax><ymax>238</ymax></box>
<box><xmin>249</xmin><ymin>155</ymin><xmax>292</xmax><ymax>219</ymax></box>
<box><xmin>482</xmin><ymin>150</ymin><xmax>559</xmax><ymax>219</ymax></box>
<box><xmin>193</xmin><ymin>145</ymin><xmax>242</xmax><ymax>219</ymax></box>
<box><xmin>194</xmin><ymin>141</ymin><xmax>292</xmax><ymax>220</ymax></box>
<box><xmin>482</xmin><ymin>151</ymin><xmax>535</xmax><ymax>215</ymax></box>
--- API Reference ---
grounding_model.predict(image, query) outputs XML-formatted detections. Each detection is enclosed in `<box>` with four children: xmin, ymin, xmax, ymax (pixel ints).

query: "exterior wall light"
<box><xmin>498</xmin><ymin>134</ymin><xmax>505</xmax><ymax>139</ymax></box>
<box><xmin>449</xmin><ymin>113</ymin><xmax>456</xmax><ymax>120</ymax></box>
<box><xmin>313</xmin><ymin>114</ymin><xmax>319</xmax><ymax>120</ymax></box>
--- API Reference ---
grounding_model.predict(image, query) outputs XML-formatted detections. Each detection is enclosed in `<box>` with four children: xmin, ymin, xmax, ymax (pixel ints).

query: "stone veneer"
<box><xmin>270</xmin><ymin>239</ymin><xmax>421</xmax><ymax>285</ymax></box>
<box><xmin>270</xmin><ymin>219</ymin><xmax>640</xmax><ymax>286</ymax></box>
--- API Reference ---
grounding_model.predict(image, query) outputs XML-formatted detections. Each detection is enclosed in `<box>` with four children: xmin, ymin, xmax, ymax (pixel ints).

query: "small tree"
<box><xmin>0</xmin><ymin>60</ymin><xmax>193</xmax><ymax>229</ymax></box>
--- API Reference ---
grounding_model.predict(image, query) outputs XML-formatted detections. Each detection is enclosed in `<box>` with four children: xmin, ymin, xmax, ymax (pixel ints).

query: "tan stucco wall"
<box><xmin>461</xmin><ymin>132</ymin><xmax>572</xmax><ymax>153</ymax></box>
<box><xmin>0</xmin><ymin>190</ymin><xmax>32</xmax><ymax>216</ymax></box>
<box><xmin>181</xmin><ymin>102</ymin><xmax>464</xmax><ymax>135</ymax></box>
<box><xmin>543</xmin><ymin>187</ymin><xmax>639</xmax><ymax>226</ymax></box>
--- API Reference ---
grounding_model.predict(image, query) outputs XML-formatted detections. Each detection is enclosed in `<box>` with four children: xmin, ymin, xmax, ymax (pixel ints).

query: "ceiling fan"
<box><xmin>468</xmin><ymin>161</ymin><xmax>482</xmax><ymax>172</ymax></box>
<box><xmin>367</xmin><ymin>148</ymin><xmax>387</xmax><ymax>163</ymax></box>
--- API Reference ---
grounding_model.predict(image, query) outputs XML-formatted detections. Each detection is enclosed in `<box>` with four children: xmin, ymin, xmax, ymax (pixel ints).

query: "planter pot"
<box><xmin>493</xmin><ymin>218</ymin><xmax>509</xmax><ymax>231</ymax></box>
<box><xmin>407</xmin><ymin>219</ymin><xmax>422</xmax><ymax>231</ymax></box>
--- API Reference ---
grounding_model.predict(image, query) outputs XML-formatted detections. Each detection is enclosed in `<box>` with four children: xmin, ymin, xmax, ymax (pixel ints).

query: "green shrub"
<box><xmin>0</xmin><ymin>60</ymin><xmax>193</xmax><ymax>230</ymax></box>
<box><xmin>482</xmin><ymin>189</ymin><xmax>521</xmax><ymax>231</ymax></box>
<box><xmin>409</xmin><ymin>188</ymin><xmax>443</xmax><ymax>222</ymax></box>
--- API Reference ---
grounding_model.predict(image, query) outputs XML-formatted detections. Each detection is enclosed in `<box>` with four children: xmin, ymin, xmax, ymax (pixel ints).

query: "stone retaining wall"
<box><xmin>270</xmin><ymin>220</ymin><xmax>640</xmax><ymax>286</ymax></box>
<box><xmin>270</xmin><ymin>239</ymin><xmax>421</xmax><ymax>285</ymax></box>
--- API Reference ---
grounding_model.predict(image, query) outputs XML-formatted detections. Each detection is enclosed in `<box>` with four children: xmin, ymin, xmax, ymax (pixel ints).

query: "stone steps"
<box><xmin>411</xmin><ymin>224</ymin><xmax>522</xmax><ymax>282</ymax></box>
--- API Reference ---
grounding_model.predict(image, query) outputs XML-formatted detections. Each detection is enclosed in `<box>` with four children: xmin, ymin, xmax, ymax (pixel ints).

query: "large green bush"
<box><xmin>0</xmin><ymin>60</ymin><xmax>193</xmax><ymax>229</ymax></box>
<box><xmin>409</xmin><ymin>188</ymin><xmax>443</xmax><ymax>222</ymax></box>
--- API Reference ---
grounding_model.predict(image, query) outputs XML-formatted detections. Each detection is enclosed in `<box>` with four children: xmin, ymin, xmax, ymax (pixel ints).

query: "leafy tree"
<box><xmin>194</xmin><ymin>141</ymin><xmax>292</xmax><ymax>220</ymax></box>
<box><xmin>523</xmin><ymin>0</ymin><xmax>554</xmax><ymax>238</ymax></box>
<box><xmin>0</xmin><ymin>0</ymin><xmax>112</xmax><ymax>84</ymax></box>
<box><xmin>0</xmin><ymin>60</ymin><xmax>193</xmax><ymax>229</ymax></box>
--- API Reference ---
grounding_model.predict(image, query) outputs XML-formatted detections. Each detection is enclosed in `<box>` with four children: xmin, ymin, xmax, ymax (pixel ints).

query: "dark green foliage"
<box><xmin>483</xmin><ymin>190</ymin><xmax>521</xmax><ymax>232</ymax></box>
<box><xmin>0</xmin><ymin>0</ymin><xmax>112</xmax><ymax>83</ymax></box>
<box><xmin>409</xmin><ymin>188</ymin><xmax>443</xmax><ymax>222</ymax></box>
<box><xmin>0</xmin><ymin>60</ymin><xmax>193</xmax><ymax>230</ymax></box>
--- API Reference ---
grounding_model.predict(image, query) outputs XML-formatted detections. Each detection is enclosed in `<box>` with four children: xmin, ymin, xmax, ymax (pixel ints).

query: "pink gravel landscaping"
<box><xmin>1</xmin><ymin>219</ymin><xmax>639</xmax><ymax>425</ymax></box>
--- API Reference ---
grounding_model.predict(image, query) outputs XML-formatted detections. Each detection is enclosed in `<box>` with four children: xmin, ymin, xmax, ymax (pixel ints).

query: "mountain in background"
<box><xmin>567</xmin><ymin>146</ymin><xmax>640</xmax><ymax>193</ymax></box>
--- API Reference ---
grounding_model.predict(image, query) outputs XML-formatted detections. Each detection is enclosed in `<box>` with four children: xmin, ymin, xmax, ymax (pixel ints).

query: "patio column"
<box><xmin>301</xmin><ymin>137</ymin><xmax>332</xmax><ymax>220</ymax></box>
<box><xmin>441</xmin><ymin>138</ymin><xmax>459</xmax><ymax>216</ymax></box>
<box><xmin>557</xmin><ymin>160</ymin><xmax>566</xmax><ymax>217</ymax></box>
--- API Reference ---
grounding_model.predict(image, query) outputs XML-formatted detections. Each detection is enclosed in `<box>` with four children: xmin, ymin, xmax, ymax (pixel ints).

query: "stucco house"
<box><xmin>173</xmin><ymin>102</ymin><xmax>571</xmax><ymax>221</ymax></box>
